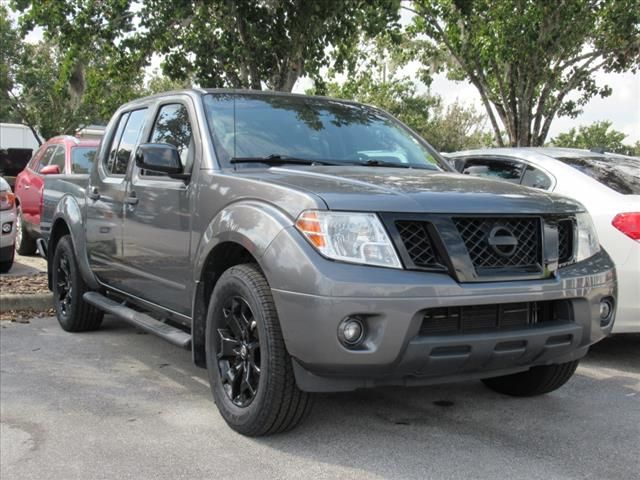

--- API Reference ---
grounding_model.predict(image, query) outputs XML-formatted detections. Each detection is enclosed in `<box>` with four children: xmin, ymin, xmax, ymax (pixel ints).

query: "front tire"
<box><xmin>482</xmin><ymin>360</ymin><xmax>580</xmax><ymax>397</ymax></box>
<box><xmin>206</xmin><ymin>264</ymin><xmax>312</xmax><ymax>436</ymax></box>
<box><xmin>52</xmin><ymin>235</ymin><xmax>103</xmax><ymax>332</ymax></box>
<box><xmin>15</xmin><ymin>206</ymin><xmax>37</xmax><ymax>256</ymax></box>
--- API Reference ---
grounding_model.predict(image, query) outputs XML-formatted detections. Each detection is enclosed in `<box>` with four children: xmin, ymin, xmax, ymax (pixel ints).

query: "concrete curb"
<box><xmin>1</xmin><ymin>293</ymin><xmax>53</xmax><ymax>311</ymax></box>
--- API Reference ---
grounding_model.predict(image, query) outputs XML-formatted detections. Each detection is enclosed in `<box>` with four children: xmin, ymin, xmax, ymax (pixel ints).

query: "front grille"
<box><xmin>558</xmin><ymin>219</ymin><xmax>574</xmax><ymax>265</ymax></box>
<box><xmin>454</xmin><ymin>217</ymin><xmax>541</xmax><ymax>272</ymax></box>
<box><xmin>419</xmin><ymin>301</ymin><xmax>572</xmax><ymax>336</ymax></box>
<box><xmin>395</xmin><ymin>221</ymin><xmax>440</xmax><ymax>268</ymax></box>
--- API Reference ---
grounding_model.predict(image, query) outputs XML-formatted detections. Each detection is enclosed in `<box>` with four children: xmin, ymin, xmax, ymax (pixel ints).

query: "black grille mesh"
<box><xmin>558</xmin><ymin>219</ymin><xmax>574</xmax><ymax>265</ymax></box>
<box><xmin>395</xmin><ymin>221</ymin><xmax>439</xmax><ymax>268</ymax></box>
<box><xmin>454</xmin><ymin>217</ymin><xmax>540</xmax><ymax>270</ymax></box>
<box><xmin>420</xmin><ymin>301</ymin><xmax>569</xmax><ymax>336</ymax></box>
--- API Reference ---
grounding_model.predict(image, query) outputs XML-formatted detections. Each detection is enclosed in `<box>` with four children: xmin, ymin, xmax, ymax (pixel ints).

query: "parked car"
<box><xmin>0</xmin><ymin>148</ymin><xmax>34</xmax><ymax>190</ymax></box>
<box><xmin>447</xmin><ymin>147</ymin><xmax>639</xmax><ymax>333</ymax></box>
<box><xmin>13</xmin><ymin>136</ymin><xmax>98</xmax><ymax>255</ymax></box>
<box><xmin>41</xmin><ymin>90</ymin><xmax>616</xmax><ymax>436</ymax></box>
<box><xmin>0</xmin><ymin>176</ymin><xmax>17</xmax><ymax>273</ymax></box>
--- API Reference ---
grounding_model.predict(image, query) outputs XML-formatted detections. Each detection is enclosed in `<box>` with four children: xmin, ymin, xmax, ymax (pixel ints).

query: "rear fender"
<box><xmin>48</xmin><ymin>195</ymin><xmax>100</xmax><ymax>291</ymax></box>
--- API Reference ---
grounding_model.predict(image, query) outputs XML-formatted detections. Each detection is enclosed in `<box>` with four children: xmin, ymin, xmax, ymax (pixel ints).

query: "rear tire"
<box><xmin>0</xmin><ymin>247</ymin><xmax>14</xmax><ymax>273</ymax></box>
<box><xmin>482</xmin><ymin>360</ymin><xmax>580</xmax><ymax>397</ymax></box>
<box><xmin>206</xmin><ymin>263</ymin><xmax>312</xmax><ymax>436</ymax></box>
<box><xmin>15</xmin><ymin>206</ymin><xmax>37</xmax><ymax>256</ymax></box>
<box><xmin>52</xmin><ymin>235</ymin><xmax>103</xmax><ymax>332</ymax></box>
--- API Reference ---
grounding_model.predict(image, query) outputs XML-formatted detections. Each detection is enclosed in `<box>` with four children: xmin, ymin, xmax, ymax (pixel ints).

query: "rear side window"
<box><xmin>148</xmin><ymin>103</ymin><xmax>193</xmax><ymax>174</ymax></box>
<box><xmin>105</xmin><ymin>109</ymin><xmax>147</xmax><ymax>175</ymax></box>
<box><xmin>71</xmin><ymin>147</ymin><xmax>97</xmax><ymax>174</ymax></box>
<box><xmin>521</xmin><ymin>166</ymin><xmax>552</xmax><ymax>190</ymax></box>
<box><xmin>460</xmin><ymin>158</ymin><xmax>525</xmax><ymax>183</ymax></box>
<box><xmin>554</xmin><ymin>156</ymin><xmax>640</xmax><ymax>195</ymax></box>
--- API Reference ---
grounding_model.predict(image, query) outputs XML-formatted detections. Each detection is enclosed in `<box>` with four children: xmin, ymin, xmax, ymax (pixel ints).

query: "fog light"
<box><xmin>1</xmin><ymin>222</ymin><xmax>12</xmax><ymax>234</ymax></box>
<box><xmin>338</xmin><ymin>317</ymin><xmax>365</xmax><ymax>347</ymax></box>
<box><xmin>599</xmin><ymin>297</ymin><xmax>614</xmax><ymax>326</ymax></box>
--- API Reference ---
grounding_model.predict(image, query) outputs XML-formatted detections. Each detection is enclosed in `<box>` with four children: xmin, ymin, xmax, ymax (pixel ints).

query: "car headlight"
<box><xmin>295</xmin><ymin>210</ymin><xmax>402</xmax><ymax>268</ymax></box>
<box><xmin>575</xmin><ymin>212</ymin><xmax>600</xmax><ymax>262</ymax></box>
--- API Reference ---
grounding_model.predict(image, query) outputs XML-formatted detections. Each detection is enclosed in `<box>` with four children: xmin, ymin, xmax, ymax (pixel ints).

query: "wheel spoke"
<box><xmin>240</xmin><ymin>366</ymin><xmax>255</xmax><ymax>397</ymax></box>
<box><xmin>217</xmin><ymin>329</ymin><xmax>241</xmax><ymax>358</ymax></box>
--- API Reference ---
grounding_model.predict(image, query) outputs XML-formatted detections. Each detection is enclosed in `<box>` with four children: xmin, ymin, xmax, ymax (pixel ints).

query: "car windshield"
<box><xmin>203</xmin><ymin>93</ymin><xmax>445</xmax><ymax>170</ymax></box>
<box><xmin>551</xmin><ymin>155</ymin><xmax>640</xmax><ymax>195</ymax></box>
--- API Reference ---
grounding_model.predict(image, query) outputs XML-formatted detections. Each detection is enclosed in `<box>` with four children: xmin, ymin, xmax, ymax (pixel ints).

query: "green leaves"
<box><xmin>407</xmin><ymin>0</ymin><xmax>640</xmax><ymax>146</ymax></box>
<box><xmin>551</xmin><ymin>121</ymin><xmax>638</xmax><ymax>156</ymax></box>
<box><xmin>140</xmin><ymin>0</ymin><xmax>400</xmax><ymax>92</ymax></box>
<box><xmin>3</xmin><ymin>1</ymin><xmax>146</xmax><ymax>141</ymax></box>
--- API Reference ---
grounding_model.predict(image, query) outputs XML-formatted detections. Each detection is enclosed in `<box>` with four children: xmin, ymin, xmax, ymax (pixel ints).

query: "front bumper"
<box><xmin>262</xmin><ymin>227</ymin><xmax>617</xmax><ymax>392</ymax></box>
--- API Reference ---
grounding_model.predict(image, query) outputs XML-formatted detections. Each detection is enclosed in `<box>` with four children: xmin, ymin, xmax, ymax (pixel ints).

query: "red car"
<box><xmin>14</xmin><ymin>136</ymin><xmax>99</xmax><ymax>255</ymax></box>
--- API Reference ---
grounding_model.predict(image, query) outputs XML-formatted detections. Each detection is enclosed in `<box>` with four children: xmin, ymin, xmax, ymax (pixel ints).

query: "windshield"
<box><xmin>203</xmin><ymin>93</ymin><xmax>445</xmax><ymax>170</ymax></box>
<box><xmin>552</xmin><ymin>155</ymin><xmax>640</xmax><ymax>195</ymax></box>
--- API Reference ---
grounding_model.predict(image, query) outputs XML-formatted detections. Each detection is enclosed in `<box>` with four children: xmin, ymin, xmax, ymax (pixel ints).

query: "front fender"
<box><xmin>193</xmin><ymin>200</ymin><xmax>293</xmax><ymax>282</ymax></box>
<box><xmin>49</xmin><ymin>194</ymin><xmax>100</xmax><ymax>291</ymax></box>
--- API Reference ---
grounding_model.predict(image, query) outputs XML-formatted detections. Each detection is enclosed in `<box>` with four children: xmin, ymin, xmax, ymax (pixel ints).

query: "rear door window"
<box><xmin>104</xmin><ymin>109</ymin><xmax>147</xmax><ymax>175</ymax></box>
<box><xmin>106</xmin><ymin>113</ymin><xmax>129</xmax><ymax>174</ymax></box>
<box><xmin>460</xmin><ymin>158</ymin><xmax>525</xmax><ymax>183</ymax></box>
<box><xmin>71</xmin><ymin>147</ymin><xmax>97</xmax><ymax>174</ymax></box>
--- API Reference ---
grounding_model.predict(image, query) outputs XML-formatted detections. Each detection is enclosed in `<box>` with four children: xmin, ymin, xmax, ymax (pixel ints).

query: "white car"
<box><xmin>0</xmin><ymin>176</ymin><xmax>17</xmax><ymax>273</ymax></box>
<box><xmin>447</xmin><ymin>148</ymin><xmax>639</xmax><ymax>333</ymax></box>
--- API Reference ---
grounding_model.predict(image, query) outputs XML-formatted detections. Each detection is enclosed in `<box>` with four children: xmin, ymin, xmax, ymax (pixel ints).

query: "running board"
<box><xmin>83</xmin><ymin>292</ymin><xmax>191</xmax><ymax>349</ymax></box>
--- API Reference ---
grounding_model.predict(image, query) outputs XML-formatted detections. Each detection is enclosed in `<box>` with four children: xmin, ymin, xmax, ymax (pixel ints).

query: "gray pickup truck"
<box><xmin>41</xmin><ymin>89</ymin><xmax>616</xmax><ymax>436</ymax></box>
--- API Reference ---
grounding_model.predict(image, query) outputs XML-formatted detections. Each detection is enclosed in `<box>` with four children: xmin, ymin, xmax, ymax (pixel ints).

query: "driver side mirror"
<box><xmin>40</xmin><ymin>165</ymin><xmax>60</xmax><ymax>175</ymax></box>
<box><xmin>135</xmin><ymin>143</ymin><xmax>183</xmax><ymax>175</ymax></box>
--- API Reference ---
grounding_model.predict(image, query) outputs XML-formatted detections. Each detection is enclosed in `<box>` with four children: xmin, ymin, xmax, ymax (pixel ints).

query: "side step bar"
<box><xmin>83</xmin><ymin>292</ymin><xmax>191</xmax><ymax>349</ymax></box>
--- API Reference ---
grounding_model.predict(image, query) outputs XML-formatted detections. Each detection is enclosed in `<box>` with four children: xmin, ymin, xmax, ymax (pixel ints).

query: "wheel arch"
<box><xmin>191</xmin><ymin>201</ymin><xmax>292</xmax><ymax>367</ymax></box>
<box><xmin>47</xmin><ymin>195</ymin><xmax>100</xmax><ymax>291</ymax></box>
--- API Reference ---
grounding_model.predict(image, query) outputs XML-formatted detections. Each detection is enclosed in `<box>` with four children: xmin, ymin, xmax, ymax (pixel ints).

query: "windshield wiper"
<box><xmin>351</xmin><ymin>159</ymin><xmax>434</xmax><ymax>170</ymax></box>
<box><xmin>230</xmin><ymin>154</ymin><xmax>339</xmax><ymax>166</ymax></box>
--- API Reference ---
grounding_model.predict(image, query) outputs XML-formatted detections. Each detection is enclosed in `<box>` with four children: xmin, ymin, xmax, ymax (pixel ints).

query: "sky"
<box><xmin>23</xmin><ymin>12</ymin><xmax>640</xmax><ymax>145</ymax></box>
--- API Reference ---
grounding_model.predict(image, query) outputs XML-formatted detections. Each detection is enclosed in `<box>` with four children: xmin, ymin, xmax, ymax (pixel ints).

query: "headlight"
<box><xmin>0</xmin><ymin>191</ymin><xmax>15</xmax><ymax>211</ymax></box>
<box><xmin>575</xmin><ymin>212</ymin><xmax>600</xmax><ymax>262</ymax></box>
<box><xmin>295</xmin><ymin>210</ymin><xmax>402</xmax><ymax>268</ymax></box>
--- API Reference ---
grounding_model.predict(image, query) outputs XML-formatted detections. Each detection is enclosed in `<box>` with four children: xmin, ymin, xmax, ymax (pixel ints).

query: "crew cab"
<box><xmin>41</xmin><ymin>90</ymin><xmax>616</xmax><ymax>436</ymax></box>
<box><xmin>14</xmin><ymin>136</ymin><xmax>98</xmax><ymax>254</ymax></box>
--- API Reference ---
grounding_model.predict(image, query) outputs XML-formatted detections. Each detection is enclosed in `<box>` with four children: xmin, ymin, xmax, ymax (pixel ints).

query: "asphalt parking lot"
<box><xmin>1</xmin><ymin>317</ymin><xmax>638</xmax><ymax>480</ymax></box>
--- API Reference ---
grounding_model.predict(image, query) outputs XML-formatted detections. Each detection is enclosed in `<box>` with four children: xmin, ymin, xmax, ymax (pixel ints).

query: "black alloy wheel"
<box><xmin>217</xmin><ymin>296</ymin><xmax>261</xmax><ymax>407</ymax></box>
<box><xmin>56</xmin><ymin>250</ymin><xmax>73</xmax><ymax>317</ymax></box>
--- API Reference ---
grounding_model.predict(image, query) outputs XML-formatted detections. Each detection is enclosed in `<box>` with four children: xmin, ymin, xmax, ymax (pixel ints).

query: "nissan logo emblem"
<box><xmin>487</xmin><ymin>226</ymin><xmax>518</xmax><ymax>257</ymax></box>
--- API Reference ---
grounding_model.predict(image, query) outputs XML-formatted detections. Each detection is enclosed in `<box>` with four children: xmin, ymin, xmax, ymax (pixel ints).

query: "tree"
<box><xmin>318</xmin><ymin>74</ymin><xmax>491</xmax><ymax>152</ymax></box>
<box><xmin>4</xmin><ymin>2</ymin><xmax>148</xmax><ymax>141</ymax></box>
<box><xmin>139</xmin><ymin>0</ymin><xmax>400</xmax><ymax>91</ymax></box>
<box><xmin>405</xmin><ymin>0</ymin><xmax>640</xmax><ymax>147</ymax></box>
<box><xmin>551</xmin><ymin>121</ymin><xmax>640</xmax><ymax>156</ymax></box>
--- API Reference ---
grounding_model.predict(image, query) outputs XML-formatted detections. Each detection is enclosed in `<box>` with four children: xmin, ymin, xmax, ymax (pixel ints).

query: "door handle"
<box><xmin>125</xmin><ymin>192</ymin><xmax>138</xmax><ymax>205</ymax></box>
<box><xmin>88</xmin><ymin>187</ymin><xmax>100</xmax><ymax>201</ymax></box>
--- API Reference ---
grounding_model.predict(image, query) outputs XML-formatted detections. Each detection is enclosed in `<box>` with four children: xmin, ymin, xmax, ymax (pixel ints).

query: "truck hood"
<box><xmin>237</xmin><ymin>166</ymin><xmax>583</xmax><ymax>214</ymax></box>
